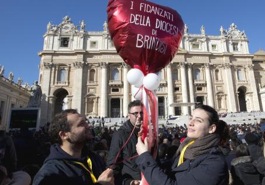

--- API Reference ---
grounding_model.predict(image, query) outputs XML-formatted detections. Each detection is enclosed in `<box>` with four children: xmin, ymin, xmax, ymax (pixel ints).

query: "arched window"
<box><xmin>58</xmin><ymin>68</ymin><xmax>67</xmax><ymax>82</ymax></box>
<box><xmin>194</xmin><ymin>69</ymin><xmax>201</xmax><ymax>80</ymax></box>
<box><xmin>111</xmin><ymin>68</ymin><xmax>119</xmax><ymax>81</ymax></box>
<box><xmin>89</xmin><ymin>69</ymin><xmax>96</xmax><ymax>82</ymax></box>
<box><xmin>237</xmin><ymin>68</ymin><xmax>245</xmax><ymax>81</ymax></box>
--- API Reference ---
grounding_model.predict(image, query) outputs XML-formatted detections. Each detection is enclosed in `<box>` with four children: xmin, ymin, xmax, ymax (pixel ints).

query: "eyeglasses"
<box><xmin>129</xmin><ymin>111</ymin><xmax>143</xmax><ymax>117</ymax></box>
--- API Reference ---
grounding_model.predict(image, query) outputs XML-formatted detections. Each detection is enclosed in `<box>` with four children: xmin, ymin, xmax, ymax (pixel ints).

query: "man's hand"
<box><xmin>97</xmin><ymin>168</ymin><xmax>114</xmax><ymax>185</ymax></box>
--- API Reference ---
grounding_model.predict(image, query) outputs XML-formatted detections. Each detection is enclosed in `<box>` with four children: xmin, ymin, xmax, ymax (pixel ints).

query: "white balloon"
<box><xmin>143</xmin><ymin>73</ymin><xmax>161</xmax><ymax>90</ymax></box>
<box><xmin>132</xmin><ymin>86</ymin><xmax>143</xmax><ymax>100</ymax></box>
<box><xmin>156</xmin><ymin>71</ymin><xmax>162</xmax><ymax>81</ymax></box>
<box><xmin>127</xmin><ymin>68</ymin><xmax>144</xmax><ymax>86</ymax></box>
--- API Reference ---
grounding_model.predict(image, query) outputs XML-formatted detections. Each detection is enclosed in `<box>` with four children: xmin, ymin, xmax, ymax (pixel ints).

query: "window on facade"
<box><xmin>57</xmin><ymin>68</ymin><xmax>67</xmax><ymax>83</ymax></box>
<box><xmin>174</xmin><ymin>87</ymin><xmax>180</xmax><ymax>92</ymax></box>
<box><xmin>90</xmin><ymin>41</ymin><xmax>98</xmax><ymax>49</ymax></box>
<box><xmin>237</xmin><ymin>69</ymin><xmax>245</xmax><ymax>81</ymax></box>
<box><xmin>232</xmin><ymin>42</ymin><xmax>239</xmax><ymax>51</ymax></box>
<box><xmin>194</xmin><ymin>69</ymin><xmax>201</xmax><ymax>80</ymax></box>
<box><xmin>215</xmin><ymin>69</ymin><xmax>220</xmax><ymax>81</ymax></box>
<box><xmin>89</xmin><ymin>69</ymin><xmax>96</xmax><ymax>82</ymax></box>
<box><xmin>112</xmin><ymin>88</ymin><xmax>119</xmax><ymax>92</ymax></box>
<box><xmin>0</xmin><ymin>101</ymin><xmax>4</xmax><ymax>117</ymax></box>
<box><xmin>172</xmin><ymin>68</ymin><xmax>179</xmax><ymax>81</ymax></box>
<box><xmin>192</xmin><ymin>43</ymin><xmax>200</xmax><ymax>49</ymax></box>
<box><xmin>217</xmin><ymin>96</ymin><xmax>222</xmax><ymax>109</ymax></box>
<box><xmin>111</xmin><ymin>68</ymin><xmax>119</xmax><ymax>81</ymax></box>
<box><xmin>60</xmin><ymin>37</ymin><xmax>69</xmax><ymax>47</ymax></box>
<box><xmin>197</xmin><ymin>87</ymin><xmax>202</xmax><ymax>91</ymax></box>
<box><xmin>212</xmin><ymin>44</ymin><xmax>217</xmax><ymax>51</ymax></box>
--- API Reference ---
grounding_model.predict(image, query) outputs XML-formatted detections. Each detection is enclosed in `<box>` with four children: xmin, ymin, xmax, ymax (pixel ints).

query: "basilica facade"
<box><xmin>38</xmin><ymin>16</ymin><xmax>264</xmax><ymax>125</ymax></box>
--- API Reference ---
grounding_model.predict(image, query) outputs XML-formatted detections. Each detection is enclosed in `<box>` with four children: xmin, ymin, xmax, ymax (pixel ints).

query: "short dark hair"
<box><xmin>128</xmin><ymin>100</ymin><xmax>143</xmax><ymax>112</ymax></box>
<box><xmin>48</xmin><ymin>109</ymin><xmax>78</xmax><ymax>144</ymax></box>
<box><xmin>235</xmin><ymin>144</ymin><xmax>249</xmax><ymax>157</ymax></box>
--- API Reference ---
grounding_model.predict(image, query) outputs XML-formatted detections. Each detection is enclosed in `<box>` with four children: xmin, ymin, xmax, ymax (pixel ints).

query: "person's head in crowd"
<box><xmin>188</xmin><ymin>104</ymin><xmax>227</xmax><ymax>140</ymax></box>
<box><xmin>48</xmin><ymin>109</ymin><xmax>90</xmax><ymax>145</ymax></box>
<box><xmin>245</xmin><ymin>132</ymin><xmax>259</xmax><ymax>145</ymax></box>
<box><xmin>235</xmin><ymin>143</ymin><xmax>249</xmax><ymax>157</ymax></box>
<box><xmin>127</xmin><ymin>100</ymin><xmax>143</xmax><ymax>128</ymax></box>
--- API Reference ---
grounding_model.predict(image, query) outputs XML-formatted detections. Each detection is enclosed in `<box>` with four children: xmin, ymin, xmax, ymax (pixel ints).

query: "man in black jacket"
<box><xmin>33</xmin><ymin>109</ymin><xmax>113</xmax><ymax>185</ymax></box>
<box><xmin>107</xmin><ymin>100</ymin><xmax>143</xmax><ymax>185</ymax></box>
<box><xmin>0</xmin><ymin>115</ymin><xmax>31</xmax><ymax>185</ymax></box>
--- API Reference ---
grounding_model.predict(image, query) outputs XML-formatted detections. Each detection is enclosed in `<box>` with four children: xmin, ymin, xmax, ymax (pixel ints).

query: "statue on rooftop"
<box><xmin>0</xmin><ymin>65</ymin><xmax>4</xmax><ymax>76</ymax></box>
<box><xmin>28</xmin><ymin>81</ymin><xmax>42</xmax><ymax>107</ymax></box>
<box><xmin>80</xmin><ymin>20</ymin><xmax>85</xmax><ymax>31</ymax></box>
<box><xmin>8</xmin><ymin>72</ymin><xmax>14</xmax><ymax>81</ymax></box>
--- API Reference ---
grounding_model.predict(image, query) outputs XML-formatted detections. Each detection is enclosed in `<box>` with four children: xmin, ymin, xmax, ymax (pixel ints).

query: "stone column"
<box><xmin>180</xmin><ymin>62</ymin><xmax>189</xmax><ymax>115</ymax></box>
<box><xmin>100</xmin><ymin>62</ymin><xmax>108</xmax><ymax>117</ymax></box>
<box><xmin>123</xmin><ymin>64</ymin><xmax>129</xmax><ymax>116</ymax></box>
<box><xmin>72</xmin><ymin>61</ymin><xmax>85</xmax><ymax>113</ymax></box>
<box><xmin>166</xmin><ymin>64</ymin><xmax>174</xmax><ymax>116</ymax></box>
<box><xmin>224</xmin><ymin>64</ymin><xmax>237</xmax><ymax>112</ymax></box>
<box><xmin>40</xmin><ymin>62</ymin><xmax>53</xmax><ymax>125</ymax></box>
<box><xmin>48</xmin><ymin>96</ymin><xmax>55</xmax><ymax>122</ymax></box>
<box><xmin>187</xmin><ymin>63</ymin><xmax>195</xmax><ymax>110</ymax></box>
<box><xmin>205</xmin><ymin>64</ymin><xmax>214</xmax><ymax>107</ymax></box>
<box><xmin>247</xmin><ymin>64</ymin><xmax>260</xmax><ymax>110</ymax></box>
<box><xmin>260</xmin><ymin>87</ymin><xmax>265</xmax><ymax>111</ymax></box>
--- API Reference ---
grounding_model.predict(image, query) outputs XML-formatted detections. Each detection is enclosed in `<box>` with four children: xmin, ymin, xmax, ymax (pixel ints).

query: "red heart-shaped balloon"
<box><xmin>107</xmin><ymin>0</ymin><xmax>184</xmax><ymax>74</ymax></box>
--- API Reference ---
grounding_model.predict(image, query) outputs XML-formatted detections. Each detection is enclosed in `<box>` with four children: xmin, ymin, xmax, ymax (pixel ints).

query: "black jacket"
<box><xmin>33</xmin><ymin>144</ymin><xmax>105</xmax><ymax>185</ymax></box>
<box><xmin>136</xmin><ymin>147</ymin><xmax>229</xmax><ymax>185</ymax></box>
<box><xmin>0</xmin><ymin>131</ymin><xmax>17</xmax><ymax>176</ymax></box>
<box><xmin>231</xmin><ymin>156</ymin><xmax>262</xmax><ymax>185</ymax></box>
<box><xmin>106</xmin><ymin>120</ymin><xmax>140</xmax><ymax>185</ymax></box>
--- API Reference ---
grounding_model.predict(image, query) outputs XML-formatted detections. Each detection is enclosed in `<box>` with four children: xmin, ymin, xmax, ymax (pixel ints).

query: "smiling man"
<box><xmin>33</xmin><ymin>109</ymin><xmax>114</xmax><ymax>185</ymax></box>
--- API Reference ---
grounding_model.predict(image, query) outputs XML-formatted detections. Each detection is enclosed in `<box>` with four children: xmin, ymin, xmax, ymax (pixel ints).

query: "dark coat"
<box><xmin>106</xmin><ymin>120</ymin><xmax>140</xmax><ymax>185</ymax></box>
<box><xmin>0</xmin><ymin>131</ymin><xmax>17</xmax><ymax>176</ymax></box>
<box><xmin>230</xmin><ymin>156</ymin><xmax>262</xmax><ymax>185</ymax></box>
<box><xmin>33</xmin><ymin>144</ymin><xmax>105</xmax><ymax>185</ymax></box>
<box><xmin>136</xmin><ymin>147</ymin><xmax>229</xmax><ymax>185</ymax></box>
<box><xmin>252</xmin><ymin>157</ymin><xmax>265</xmax><ymax>185</ymax></box>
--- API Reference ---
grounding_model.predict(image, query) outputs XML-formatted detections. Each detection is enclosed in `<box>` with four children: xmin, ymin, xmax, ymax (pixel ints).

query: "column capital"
<box><xmin>179</xmin><ymin>62</ymin><xmax>186</xmax><ymax>68</ymax></box>
<box><xmin>246</xmin><ymin>64</ymin><xmax>254</xmax><ymax>70</ymax></box>
<box><xmin>186</xmin><ymin>62</ymin><xmax>193</xmax><ymax>68</ymax></box>
<box><xmin>166</xmin><ymin>63</ymin><xmax>172</xmax><ymax>69</ymax></box>
<box><xmin>204</xmin><ymin>63</ymin><xmax>213</xmax><ymax>69</ymax></box>
<box><xmin>223</xmin><ymin>63</ymin><xmax>232</xmax><ymax>69</ymax></box>
<box><xmin>43</xmin><ymin>62</ymin><xmax>53</xmax><ymax>69</ymax></box>
<box><xmin>100</xmin><ymin>62</ymin><xmax>108</xmax><ymax>68</ymax></box>
<box><xmin>73</xmin><ymin>61</ymin><xmax>84</xmax><ymax>69</ymax></box>
<box><xmin>121</xmin><ymin>63</ymin><xmax>129</xmax><ymax>68</ymax></box>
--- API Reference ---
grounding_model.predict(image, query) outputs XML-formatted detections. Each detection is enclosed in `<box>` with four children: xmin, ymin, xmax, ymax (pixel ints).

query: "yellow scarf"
<box><xmin>177</xmin><ymin>140</ymin><xmax>195</xmax><ymax>166</ymax></box>
<box><xmin>74</xmin><ymin>157</ymin><xmax>97</xmax><ymax>183</ymax></box>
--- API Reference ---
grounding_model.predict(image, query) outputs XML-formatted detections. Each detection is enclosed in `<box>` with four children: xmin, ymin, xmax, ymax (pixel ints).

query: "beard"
<box><xmin>67</xmin><ymin>134</ymin><xmax>86</xmax><ymax>145</ymax></box>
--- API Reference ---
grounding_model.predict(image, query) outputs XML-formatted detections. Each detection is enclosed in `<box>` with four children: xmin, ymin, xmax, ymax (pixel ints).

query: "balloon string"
<box><xmin>134</xmin><ymin>85</ymin><xmax>143</xmax><ymax>100</ymax></box>
<box><xmin>111</xmin><ymin>122</ymin><xmax>137</xmax><ymax>166</ymax></box>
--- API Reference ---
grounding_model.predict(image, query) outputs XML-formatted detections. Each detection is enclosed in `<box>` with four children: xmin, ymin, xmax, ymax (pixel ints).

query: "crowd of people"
<box><xmin>1</xmin><ymin>101</ymin><xmax>265</xmax><ymax>185</ymax></box>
